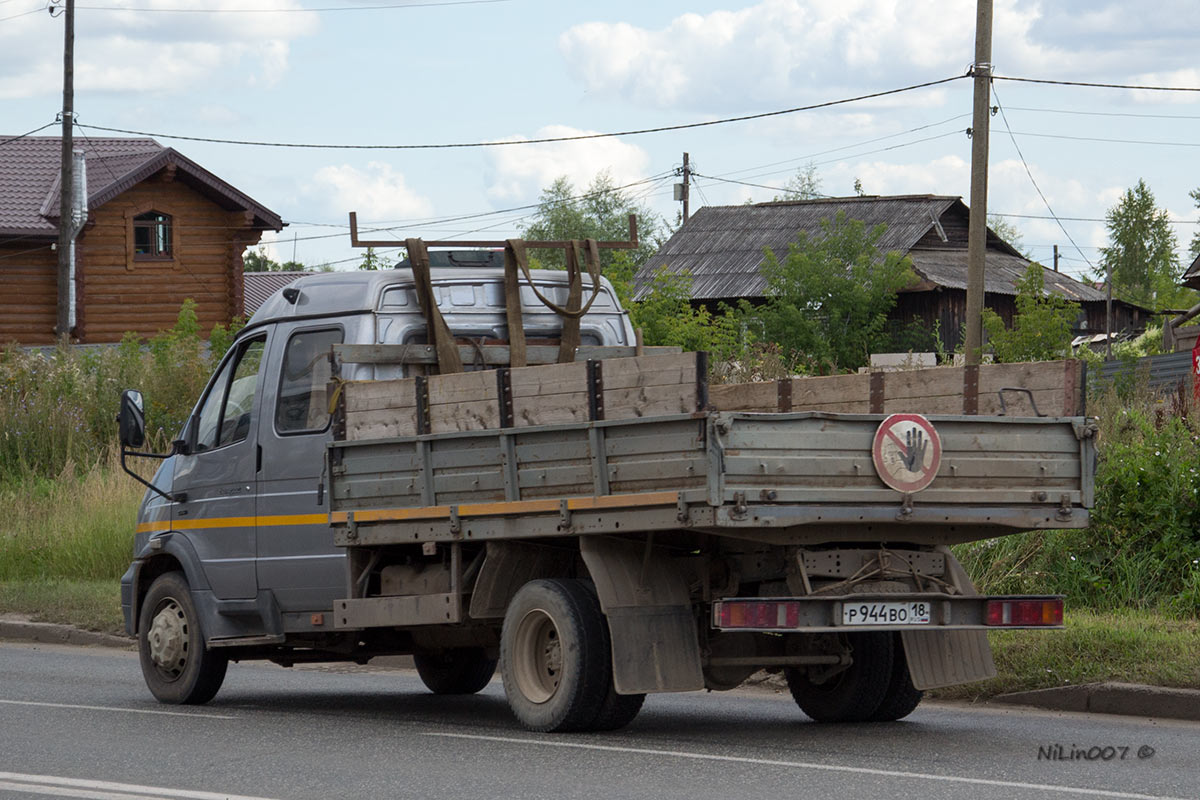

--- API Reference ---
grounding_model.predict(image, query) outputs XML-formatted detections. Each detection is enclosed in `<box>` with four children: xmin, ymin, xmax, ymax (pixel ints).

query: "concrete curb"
<box><xmin>993</xmin><ymin>682</ymin><xmax>1200</xmax><ymax>721</ymax></box>
<box><xmin>0</xmin><ymin>617</ymin><xmax>133</xmax><ymax>650</ymax></box>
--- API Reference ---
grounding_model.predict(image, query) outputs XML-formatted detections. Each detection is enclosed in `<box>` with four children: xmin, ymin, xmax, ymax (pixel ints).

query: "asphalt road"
<box><xmin>0</xmin><ymin>641</ymin><xmax>1196</xmax><ymax>800</ymax></box>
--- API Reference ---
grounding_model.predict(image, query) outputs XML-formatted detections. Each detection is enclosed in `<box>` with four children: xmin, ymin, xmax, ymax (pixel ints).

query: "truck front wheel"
<box><xmin>137</xmin><ymin>572</ymin><xmax>228</xmax><ymax>705</ymax></box>
<box><xmin>500</xmin><ymin>579</ymin><xmax>613</xmax><ymax>732</ymax></box>
<box><xmin>414</xmin><ymin>648</ymin><xmax>497</xmax><ymax>695</ymax></box>
<box><xmin>785</xmin><ymin>632</ymin><xmax>892</xmax><ymax>723</ymax></box>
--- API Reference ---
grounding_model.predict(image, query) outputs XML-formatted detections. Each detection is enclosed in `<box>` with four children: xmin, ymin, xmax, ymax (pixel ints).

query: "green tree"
<box><xmin>1097</xmin><ymin>179</ymin><xmax>1181</xmax><ymax>310</ymax></box>
<box><xmin>776</xmin><ymin>162</ymin><xmax>822</xmax><ymax>201</ymax></box>
<box><xmin>1190</xmin><ymin>187</ymin><xmax>1200</xmax><ymax>262</ymax></box>
<box><xmin>753</xmin><ymin>212</ymin><xmax>917</xmax><ymax>372</ymax></box>
<box><xmin>358</xmin><ymin>247</ymin><xmax>391</xmax><ymax>271</ymax></box>
<box><xmin>520</xmin><ymin>172</ymin><xmax>662</xmax><ymax>281</ymax></box>
<box><xmin>987</xmin><ymin>214</ymin><xmax>1031</xmax><ymax>259</ymax></box>
<box><xmin>242</xmin><ymin>247</ymin><xmax>280</xmax><ymax>272</ymax></box>
<box><xmin>630</xmin><ymin>267</ymin><xmax>742</xmax><ymax>358</ymax></box>
<box><xmin>982</xmin><ymin>262</ymin><xmax>1080</xmax><ymax>363</ymax></box>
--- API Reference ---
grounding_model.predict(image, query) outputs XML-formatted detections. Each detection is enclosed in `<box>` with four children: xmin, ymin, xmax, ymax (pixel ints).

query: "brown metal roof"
<box><xmin>243</xmin><ymin>271</ymin><xmax>314</xmax><ymax>316</ymax></box>
<box><xmin>633</xmin><ymin>194</ymin><xmax>1106</xmax><ymax>304</ymax></box>
<box><xmin>0</xmin><ymin>136</ymin><xmax>283</xmax><ymax>238</ymax></box>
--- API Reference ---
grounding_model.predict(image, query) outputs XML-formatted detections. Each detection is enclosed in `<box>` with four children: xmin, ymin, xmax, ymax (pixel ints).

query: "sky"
<box><xmin>3</xmin><ymin>0</ymin><xmax>1200</xmax><ymax>282</ymax></box>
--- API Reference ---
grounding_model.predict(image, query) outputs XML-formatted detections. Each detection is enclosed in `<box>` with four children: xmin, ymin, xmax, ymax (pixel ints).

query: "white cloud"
<box><xmin>558</xmin><ymin>0</ymin><xmax>1055</xmax><ymax>112</ymax></box>
<box><xmin>0</xmin><ymin>0</ymin><xmax>317</xmax><ymax>100</ymax></box>
<box><xmin>558</xmin><ymin>0</ymin><xmax>1200</xmax><ymax>113</ymax></box>
<box><xmin>484</xmin><ymin>126</ymin><xmax>651</xmax><ymax>204</ymax></box>
<box><xmin>310</xmin><ymin>162</ymin><xmax>434</xmax><ymax>221</ymax></box>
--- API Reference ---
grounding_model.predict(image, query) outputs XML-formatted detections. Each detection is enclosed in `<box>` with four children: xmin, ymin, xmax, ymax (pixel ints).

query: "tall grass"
<box><xmin>0</xmin><ymin>299</ymin><xmax>239</xmax><ymax>484</ymax></box>
<box><xmin>0</xmin><ymin>447</ymin><xmax>145</xmax><ymax>581</ymax></box>
<box><xmin>957</xmin><ymin>379</ymin><xmax>1200</xmax><ymax>616</ymax></box>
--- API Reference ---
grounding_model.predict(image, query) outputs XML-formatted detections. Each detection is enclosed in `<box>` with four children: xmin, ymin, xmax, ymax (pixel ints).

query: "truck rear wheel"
<box><xmin>500</xmin><ymin>579</ymin><xmax>614</xmax><ymax>732</ymax></box>
<box><xmin>414</xmin><ymin>648</ymin><xmax>497</xmax><ymax>695</ymax></box>
<box><xmin>869</xmin><ymin>633</ymin><xmax>923</xmax><ymax>721</ymax></box>
<box><xmin>138</xmin><ymin>571</ymin><xmax>228</xmax><ymax>705</ymax></box>
<box><xmin>785</xmin><ymin>632</ymin><xmax>892</xmax><ymax>723</ymax></box>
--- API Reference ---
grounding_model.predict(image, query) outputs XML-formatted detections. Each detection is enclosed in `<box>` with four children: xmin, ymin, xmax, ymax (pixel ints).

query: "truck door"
<box><xmin>171</xmin><ymin>334</ymin><xmax>268</xmax><ymax>600</ymax></box>
<box><xmin>255</xmin><ymin>325</ymin><xmax>345</xmax><ymax>612</ymax></box>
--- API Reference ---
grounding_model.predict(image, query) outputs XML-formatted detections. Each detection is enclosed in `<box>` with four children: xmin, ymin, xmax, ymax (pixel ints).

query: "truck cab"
<box><xmin>120</xmin><ymin>266</ymin><xmax>633</xmax><ymax>697</ymax></box>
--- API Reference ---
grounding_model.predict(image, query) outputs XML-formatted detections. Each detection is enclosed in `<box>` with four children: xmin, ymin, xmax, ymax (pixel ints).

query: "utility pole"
<box><xmin>1106</xmin><ymin>260</ymin><xmax>1113</xmax><ymax>360</ymax></box>
<box><xmin>677</xmin><ymin>152</ymin><xmax>691</xmax><ymax>222</ymax></box>
<box><xmin>963</xmin><ymin>0</ymin><xmax>993</xmax><ymax>366</ymax></box>
<box><xmin>1053</xmin><ymin>244</ymin><xmax>1059</xmax><ymax>273</ymax></box>
<box><xmin>55</xmin><ymin>0</ymin><xmax>75</xmax><ymax>340</ymax></box>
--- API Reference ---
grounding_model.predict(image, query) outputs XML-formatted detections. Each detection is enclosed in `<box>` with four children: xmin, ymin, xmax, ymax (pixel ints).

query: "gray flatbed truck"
<box><xmin>119</xmin><ymin>238</ymin><xmax>1095</xmax><ymax>732</ymax></box>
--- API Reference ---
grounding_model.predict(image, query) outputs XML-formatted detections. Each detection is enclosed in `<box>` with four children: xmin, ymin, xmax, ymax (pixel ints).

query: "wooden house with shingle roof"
<box><xmin>635</xmin><ymin>195</ymin><xmax>1150</xmax><ymax>352</ymax></box>
<box><xmin>0</xmin><ymin>136</ymin><xmax>283</xmax><ymax>345</ymax></box>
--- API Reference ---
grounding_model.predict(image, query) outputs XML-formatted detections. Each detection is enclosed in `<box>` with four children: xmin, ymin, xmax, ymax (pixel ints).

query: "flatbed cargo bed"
<box><xmin>327</xmin><ymin>408</ymin><xmax>1095</xmax><ymax>548</ymax></box>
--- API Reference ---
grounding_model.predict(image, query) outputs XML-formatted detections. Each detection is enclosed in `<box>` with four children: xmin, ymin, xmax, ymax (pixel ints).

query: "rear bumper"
<box><xmin>711</xmin><ymin>594</ymin><xmax>1064</xmax><ymax>633</ymax></box>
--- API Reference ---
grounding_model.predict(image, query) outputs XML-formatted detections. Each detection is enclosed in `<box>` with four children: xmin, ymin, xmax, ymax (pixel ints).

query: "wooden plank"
<box><xmin>334</xmin><ymin>343</ymin><xmax>682</xmax><ymax>367</ymax></box>
<box><xmin>345</xmin><ymin>408</ymin><xmax>418</xmax><ymax>440</ymax></box>
<box><xmin>603</xmin><ymin>383</ymin><xmax>699</xmax><ymax>420</ymax></box>
<box><xmin>512</xmin><ymin>391</ymin><xmax>590</xmax><ymax>427</ymax></box>
<box><xmin>508</xmin><ymin>361</ymin><xmax>588</xmax><ymax>398</ymax></box>
<box><xmin>344</xmin><ymin>379</ymin><xmax>417</xmax><ymax>413</ymax></box>
<box><xmin>427</xmin><ymin>370</ymin><xmax>497</xmax><ymax>405</ymax></box>
<box><xmin>428</xmin><ymin>399</ymin><xmax>500</xmax><ymax>433</ymax></box>
<box><xmin>596</xmin><ymin>352</ymin><xmax>698</xmax><ymax>390</ymax></box>
<box><xmin>790</xmin><ymin>374</ymin><xmax>871</xmax><ymax>411</ymax></box>
<box><xmin>708</xmin><ymin>381</ymin><xmax>777</xmax><ymax>412</ymax></box>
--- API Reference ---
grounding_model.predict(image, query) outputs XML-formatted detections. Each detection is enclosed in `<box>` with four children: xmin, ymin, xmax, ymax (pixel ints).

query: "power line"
<box><xmin>992</xmin><ymin>87</ymin><xmax>1093</xmax><ymax>271</ymax></box>
<box><xmin>75</xmin><ymin>75</ymin><xmax>967</xmax><ymax>150</ymax></box>
<box><xmin>993</xmin><ymin>74</ymin><xmax>1200</xmax><ymax>92</ymax></box>
<box><xmin>0</xmin><ymin>5</ymin><xmax>42</xmax><ymax>22</ymax></box>
<box><xmin>1007</xmin><ymin>106</ymin><xmax>1200</xmax><ymax>121</ymax></box>
<box><xmin>76</xmin><ymin>0</ymin><xmax>510</xmax><ymax>12</ymax></box>
<box><xmin>1009</xmin><ymin>130</ymin><xmax>1200</xmax><ymax>148</ymax></box>
<box><xmin>993</xmin><ymin>212</ymin><xmax>1198</xmax><ymax>225</ymax></box>
<box><xmin>0</xmin><ymin>122</ymin><xmax>58</xmax><ymax>147</ymax></box>
<box><xmin>714</xmin><ymin>113</ymin><xmax>972</xmax><ymax>179</ymax></box>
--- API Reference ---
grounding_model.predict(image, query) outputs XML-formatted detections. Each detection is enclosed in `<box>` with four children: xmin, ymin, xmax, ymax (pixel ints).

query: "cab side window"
<box><xmin>193</xmin><ymin>336</ymin><xmax>267</xmax><ymax>452</ymax></box>
<box><xmin>276</xmin><ymin>328</ymin><xmax>343</xmax><ymax>434</ymax></box>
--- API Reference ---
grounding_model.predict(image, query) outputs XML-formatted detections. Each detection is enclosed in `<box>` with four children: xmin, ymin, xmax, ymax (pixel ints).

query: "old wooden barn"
<box><xmin>634</xmin><ymin>195</ymin><xmax>1150</xmax><ymax>352</ymax></box>
<box><xmin>0</xmin><ymin>137</ymin><xmax>283</xmax><ymax>345</ymax></box>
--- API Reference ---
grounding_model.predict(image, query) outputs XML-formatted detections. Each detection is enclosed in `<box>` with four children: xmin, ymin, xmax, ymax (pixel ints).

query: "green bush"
<box><xmin>0</xmin><ymin>299</ymin><xmax>230</xmax><ymax>483</ymax></box>
<box><xmin>957</xmin><ymin>387</ymin><xmax>1200</xmax><ymax>615</ymax></box>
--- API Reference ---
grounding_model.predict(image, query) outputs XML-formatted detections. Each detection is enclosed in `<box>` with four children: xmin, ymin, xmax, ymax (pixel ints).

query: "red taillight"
<box><xmin>986</xmin><ymin>598</ymin><xmax>1063</xmax><ymax>627</ymax></box>
<box><xmin>716</xmin><ymin>600</ymin><xmax>801</xmax><ymax>630</ymax></box>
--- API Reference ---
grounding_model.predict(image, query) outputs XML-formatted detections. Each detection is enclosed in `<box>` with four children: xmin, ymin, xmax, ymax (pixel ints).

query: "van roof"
<box><xmin>245</xmin><ymin>268</ymin><xmax>609</xmax><ymax>329</ymax></box>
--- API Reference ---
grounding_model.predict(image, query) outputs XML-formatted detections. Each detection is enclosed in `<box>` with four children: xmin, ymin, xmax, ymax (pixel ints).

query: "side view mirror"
<box><xmin>118</xmin><ymin>389</ymin><xmax>146</xmax><ymax>449</ymax></box>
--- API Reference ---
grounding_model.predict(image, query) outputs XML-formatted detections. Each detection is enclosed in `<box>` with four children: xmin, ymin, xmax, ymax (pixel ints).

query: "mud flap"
<box><xmin>902</xmin><ymin>544</ymin><xmax>997</xmax><ymax>690</ymax></box>
<box><xmin>580</xmin><ymin>537</ymin><xmax>705</xmax><ymax>694</ymax></box>
<box><xmin>901</xmin><ymin>629</ymin><xmax>996</xmax><ymax>690</ymax></box>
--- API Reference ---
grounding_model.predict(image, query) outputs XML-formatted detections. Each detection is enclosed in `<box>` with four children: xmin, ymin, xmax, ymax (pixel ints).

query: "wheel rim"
<box><xmin>511</xmin><ymin>608</ymin><xmax>561</xmax><ymax>704</ymax></box>
<box><xmin>147</xmin><ymin>598</ymin><xmax>189</xmax><ymax>680</ymax></box>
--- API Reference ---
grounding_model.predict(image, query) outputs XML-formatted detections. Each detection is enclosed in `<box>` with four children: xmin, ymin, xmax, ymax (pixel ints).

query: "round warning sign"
<box><xmin>871</xmin><ymin>413</ymin><xmax>942</xmax><ymax>494</ymax></box>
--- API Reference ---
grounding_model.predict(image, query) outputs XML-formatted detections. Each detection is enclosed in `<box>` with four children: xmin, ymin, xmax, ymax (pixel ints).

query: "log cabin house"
<box><xmin>635</xmin><ymin>195</ymin><xmax>1151</xmax><ymax>353</ymax></box>
<box><xmin>0</xmin><ymin>136</ymin><xmax>283</xmax><ymax>345</ymax></box>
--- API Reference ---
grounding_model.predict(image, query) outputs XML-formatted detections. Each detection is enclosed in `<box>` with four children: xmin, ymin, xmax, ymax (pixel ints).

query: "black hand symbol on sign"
<box><xmin>903</xmin><ymin>428</ymin><xmax>927</xmax><ymax>472</ymax></box>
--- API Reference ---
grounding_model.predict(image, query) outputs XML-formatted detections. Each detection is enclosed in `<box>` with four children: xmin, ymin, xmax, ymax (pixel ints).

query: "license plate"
<box><xmin>842</xmin><ymin>601</ymin><xmax>931</xmax><ymax>626</ymax></box>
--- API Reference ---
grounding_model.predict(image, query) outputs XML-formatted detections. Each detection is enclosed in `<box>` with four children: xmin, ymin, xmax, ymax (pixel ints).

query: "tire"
<box><xmin>784</xmin><ymin>632</ymin><xmax>893</xmax><ymax>723</ymax></box>
<box><xmin>500</xmin><ymin>579</ymin><xmax>613</xmax><ymax>732</ymax></box>
<box><xmin>591</xmin><ymin>685</ymin><xmax>646</xmax><ymax>732</ymax></box>
<box><xmin>414</xmin><ymin>648</ymin><xmax>497</xmax><ymax>695</ymax></box>
<box><xmin>137</xmin><ymin>572</ymin><xmax>228</xmax><ymax>705</ymax></box>
<box><xmin>869</xmin><ymin>633</ymin><xmax>924</xmax><ymax>722</ymax></box>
